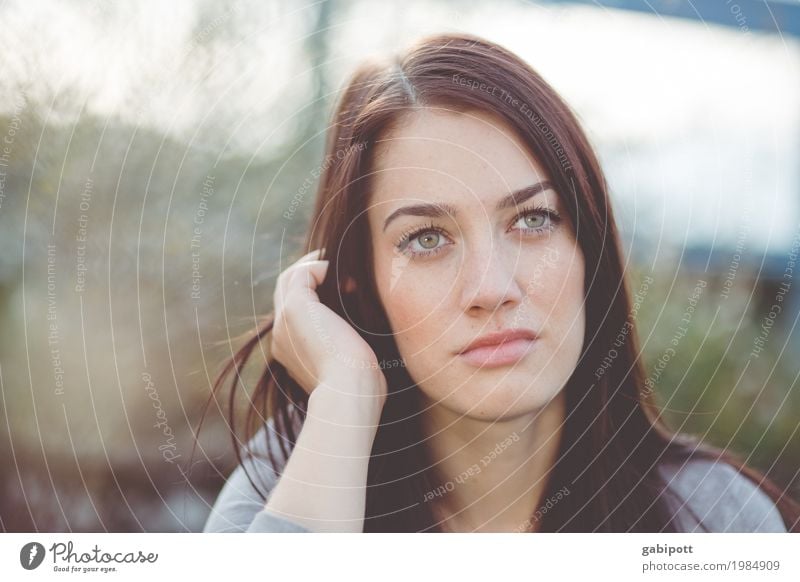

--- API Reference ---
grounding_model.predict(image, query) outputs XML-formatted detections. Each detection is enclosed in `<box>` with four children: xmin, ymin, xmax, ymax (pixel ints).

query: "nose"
<box><xmin>458</xmin><ymin>239</ymin><xmax>525</xmax><ymax>316</ymax></box>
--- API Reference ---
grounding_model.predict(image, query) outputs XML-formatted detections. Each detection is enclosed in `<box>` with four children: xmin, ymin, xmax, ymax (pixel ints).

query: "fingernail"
<box><xmin>299</xmin><ymin>249</ymin><xmax>322</xmax><ymax>261</ymax></box>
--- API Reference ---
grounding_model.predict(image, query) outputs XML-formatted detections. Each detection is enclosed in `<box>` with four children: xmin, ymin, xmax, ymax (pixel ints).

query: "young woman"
<box><xmin>201</xmin><ymin>32</ymin><xmax>798</xmax><ymax>533</ymax></box>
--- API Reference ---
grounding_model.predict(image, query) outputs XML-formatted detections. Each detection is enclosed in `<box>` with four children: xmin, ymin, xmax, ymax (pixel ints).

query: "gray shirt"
<box><xmin>202</xmin><ymin>419</ymin><xmax>788</xmax><ymax>533</ymax></box>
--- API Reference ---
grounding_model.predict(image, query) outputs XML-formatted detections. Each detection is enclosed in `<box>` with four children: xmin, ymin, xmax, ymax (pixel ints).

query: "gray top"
<box><xmin>656</xmin><ymin>457</ymin><xmax>787</xmax><ymax>532</ymax></box>
<box><xmin>202</xmin><ymin>417</ymin><xmax>309</xmax><ymax>534</ymax></box>
<box><xmin>202</xmin><ymin>419</ymin><xmax>788</xmax><ymax>533</ymax></box>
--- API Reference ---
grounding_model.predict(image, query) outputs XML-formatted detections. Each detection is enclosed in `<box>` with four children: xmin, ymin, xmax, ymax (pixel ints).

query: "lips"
<box><xmin>458</xmin><ymin>328</ymin><xmax>539</xmax><ymax>355</ymax></box>
<box><xmin>457</xmin><ymin>328</ymin><xmax>539</xmax><ymax>369</ymax></box>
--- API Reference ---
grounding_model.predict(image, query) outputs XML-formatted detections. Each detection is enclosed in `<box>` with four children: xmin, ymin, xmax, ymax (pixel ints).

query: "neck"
<box><xmin>419</xmin><ymin>389</ymin><xmax>566</xmax><ymax>532</ymax></box>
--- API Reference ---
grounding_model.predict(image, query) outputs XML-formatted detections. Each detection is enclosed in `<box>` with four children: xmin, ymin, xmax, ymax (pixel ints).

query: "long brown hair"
<box><xmin>196</xmin><ymin>32</ymin><xmax>799</xmax><ymax>532</ymax></box>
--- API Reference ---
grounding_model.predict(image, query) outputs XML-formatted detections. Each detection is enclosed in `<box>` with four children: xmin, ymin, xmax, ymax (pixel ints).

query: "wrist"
<box><xmin>309</xmin><ymin>377</ymin><xmax>385</xmax><ymax>427</ymax></box>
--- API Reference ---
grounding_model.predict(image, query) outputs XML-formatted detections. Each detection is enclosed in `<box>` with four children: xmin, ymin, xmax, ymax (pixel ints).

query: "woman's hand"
<box><xmin>270</xmin><ymin>248</ymin><xmax>387</xmax><ymax>412</ymax></box>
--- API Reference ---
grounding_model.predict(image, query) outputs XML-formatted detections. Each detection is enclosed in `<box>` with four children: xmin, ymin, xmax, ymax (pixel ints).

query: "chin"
<box><xmin>421</xmin><ymin>373</ymin><xmax>564</xmax><ymax>421</ymax></box>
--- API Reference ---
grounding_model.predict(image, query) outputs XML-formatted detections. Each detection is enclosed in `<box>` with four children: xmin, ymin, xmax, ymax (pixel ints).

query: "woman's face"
<box><xmin>366</xmin><ymin>107</ymin><xmax>585</xmax><ymax>420</ymax></box>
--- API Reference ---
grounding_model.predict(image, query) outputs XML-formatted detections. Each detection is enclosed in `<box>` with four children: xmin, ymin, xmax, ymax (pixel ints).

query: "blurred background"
<box><xmin>0</xmin><ymin>0</ymin><xmax>798</xmax><ymax>532</ymax></box>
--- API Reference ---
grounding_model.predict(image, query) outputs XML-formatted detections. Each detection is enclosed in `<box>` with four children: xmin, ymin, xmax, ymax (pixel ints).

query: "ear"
<box><xmin>342</xmin><ymin>275</ymin><xmax>357</xmax><ymax>293</ymax></box>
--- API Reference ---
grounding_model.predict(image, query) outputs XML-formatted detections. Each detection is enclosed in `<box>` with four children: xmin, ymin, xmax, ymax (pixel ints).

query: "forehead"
<box><xmin>369</xmin><ymin>108</ymin><xmax>552</xmax><ymax>208</ymax></box>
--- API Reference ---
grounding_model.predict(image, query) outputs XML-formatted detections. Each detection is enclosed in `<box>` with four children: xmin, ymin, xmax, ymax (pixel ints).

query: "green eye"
<box><xmin>394</xmin><ymin>223</ymin><xmax>450</xmax><ymax>259</ymax></box>
<box><xmin>523</xmin><ymin>213</ymin><xmax>546</xmax><ymax>229</ymax></box>
<box><xmin>513</xmin><ymin>205</ymin><xmax>562</xmax><ymax>234</ymax></box>
<box><xmin>418</xmin><ymin>232</ymin><xmax>440</xmax><ymax>249</ymax></box>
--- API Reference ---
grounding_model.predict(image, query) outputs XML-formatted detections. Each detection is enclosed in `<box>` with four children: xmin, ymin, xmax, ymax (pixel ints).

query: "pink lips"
<box><xmin>457</xmin><ymin>329</ymin><xmax>538</xmax><ymax>368</ymax></box>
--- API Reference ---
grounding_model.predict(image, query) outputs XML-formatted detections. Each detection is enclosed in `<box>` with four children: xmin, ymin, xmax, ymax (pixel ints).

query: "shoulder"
<box><xmin>657</xmin><ymin>457</ymin><xmax>787</xmax><ymax>532</ymax></box>
<box><xmin>203</xmin><ymin>415</ymin><xmax>307</xmax><ymax>533</ymax></box>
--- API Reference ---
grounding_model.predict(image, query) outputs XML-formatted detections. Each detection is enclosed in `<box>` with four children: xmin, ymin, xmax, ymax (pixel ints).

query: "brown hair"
<box><xmin>197</xmin><ymin>32</ymin><xmax>799</xmax><ymax>532</ymax></box>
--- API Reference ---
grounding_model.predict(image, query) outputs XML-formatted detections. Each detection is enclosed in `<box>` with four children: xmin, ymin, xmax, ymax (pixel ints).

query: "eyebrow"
<box><xmin>382</xmin><ymin>181</ymin><xmax>555</xmax><ymax>233</ymax></box>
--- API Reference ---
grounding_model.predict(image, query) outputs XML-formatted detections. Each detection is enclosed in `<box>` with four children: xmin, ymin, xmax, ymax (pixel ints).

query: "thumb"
<box><xmin>302</xmin><ymin>260</ymin><xmax>330</xmax><ymax>301</ymax></box>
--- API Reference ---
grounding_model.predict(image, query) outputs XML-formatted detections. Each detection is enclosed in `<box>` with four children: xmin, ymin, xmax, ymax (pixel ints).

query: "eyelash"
<box><xmin>394</xmin><ymin>203</ymin><xmax>563</xmax><ymax>259</ymax></box>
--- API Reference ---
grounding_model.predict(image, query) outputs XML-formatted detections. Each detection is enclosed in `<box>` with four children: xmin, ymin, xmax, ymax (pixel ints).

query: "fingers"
<box><xmin>302</xmin><ymin>260</ymin><xmax>330</xmax><ymax>301</ymax></box>
<box><xmin>297</xmin><ymin>247</ymin><xmax>326</xmax><ymax>263</ymax></box>
<box><xmin>274</xmin><ymin>248</ymin><xmax>327</xmax><ymax>313</ymax></box>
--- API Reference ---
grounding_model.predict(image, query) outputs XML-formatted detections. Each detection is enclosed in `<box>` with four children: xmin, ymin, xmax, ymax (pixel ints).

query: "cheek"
<box><xmin>376</xmin><ymin>252</ymin><xmax>440</xmax><ymax>336</ymax></box>
<box><xmin>532</xmin><ymin>245</ymin><xmax>586</xmax><ymax>354</ymax></box>
<box><xmin>374</xmin><ymin>253</ymin><xmax>455</xmax><ymax>370</ymax></box>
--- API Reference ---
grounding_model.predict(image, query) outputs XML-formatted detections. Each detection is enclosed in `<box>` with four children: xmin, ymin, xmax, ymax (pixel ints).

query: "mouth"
<box><xmin>457</xmin><ymin>329</ymin><xmax>538</xmax><ymax>368</ymax></box>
